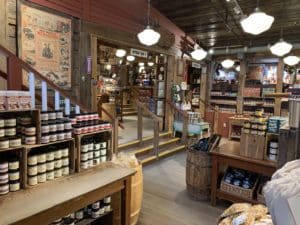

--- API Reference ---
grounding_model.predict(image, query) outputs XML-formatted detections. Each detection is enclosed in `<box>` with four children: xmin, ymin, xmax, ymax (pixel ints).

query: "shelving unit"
<box><xmin>75</xmin><ymin>210</ymin><xmax>113</xmax><ymax>225</ymax></box>
<box><xmin>74</xmin><ymin>130</ymin><xmax>112</xmax><ymax>172</ymax></box>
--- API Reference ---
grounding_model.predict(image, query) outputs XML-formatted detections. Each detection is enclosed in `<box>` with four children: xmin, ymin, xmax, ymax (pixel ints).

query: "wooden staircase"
<box><xmin>122</xmin><ymin>104</ymin><xmax>137</xmax><ymax>116</ymax></box>
<box><xmin>118</xmin><ymin>131</ymin><xmax>186</xmax><ymax>165</ymax></box>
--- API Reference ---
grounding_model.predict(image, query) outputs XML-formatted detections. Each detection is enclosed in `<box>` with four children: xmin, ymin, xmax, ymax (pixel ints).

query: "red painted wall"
<box><xmin>28</xmin><ymin>0</ymin><xmax>187</xmax><ymax>49</ymax></box>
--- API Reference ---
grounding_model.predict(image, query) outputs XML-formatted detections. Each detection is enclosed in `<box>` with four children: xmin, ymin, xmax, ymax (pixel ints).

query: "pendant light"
<box><xmin>137</xmin><ymin>0</ymin><xmax>161</xmax><ymax>46</ymax></box>
<box><xmin>221</xmin><ymin>47</ymin><xmax>234</xmax><ymax>69</ymax></box>
<box><xmin>147</xmin><ymin>62</ymin><xmax>154</xmax><ymax>67</ymax></box>
<box><xmin>270</xmin><ymin>39</ymin><xmax>293</xmax><ymax>57</ymax></box>
<box><xmin>115</xmin><ymin>49</ymin><xmax>126</xmax><ymax>58</ymax></box>
<box><xmin>240</xmin><ymin>0</ymin><xmax>274</xmax><ymax>35</ymax></box>
<box><xmin>283</xmin><ymin>55</ymin><xmax>300</xmax><ymax>66</ymax></box>
<box><xmin>126</xmin><ymin>55</ymin><xmax>135</xmax><ymax>62</ymax></box>
<box><xmin>191</xmin><ymin>44</ymin><xmax>207</xmax><ymax>61</ymax></box>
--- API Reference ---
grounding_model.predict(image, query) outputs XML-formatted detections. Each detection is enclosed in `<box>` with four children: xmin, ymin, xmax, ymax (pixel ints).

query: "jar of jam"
<box><xmin>19</xmin><ymin>117</ymin><xmax>32</xmax><ymax>126</ymax></box>
<box><xmin>73</xmin><ymin>124</ymin><xmax>82</xmax><ymax>135</ymax></box>
<box><xmin>55</xmin><ymin>110</ymin><xmax>63</xmax><ymax>119</ymax></box>
<box><xmin>41</xmin><ymin>112</ymin><xmax>49</xmax><ymax>121</ymax></box>
<box><xmin>5</xmin><ymin>127</ymin><xmax>16</xmax><ymax>137</ymax></box>
<box><xmin>49</xmin><ymin>132</ymin><xmax>57</xmax><ymax>142</ymax></box>
<box><xmin>64</xmin><ymin>120</ymin><xmax>72</xmax><ymax>130</ymax></box>
<box><xmin>25</xmin><ymin>136</ymin><xmax>36</xmax><ymax>145</ymax></box>
<box><xmin>41</xmin><ymin>134</ymin><xmax>50</xmax><ymax>144</ymax></box>
<box><xmin>4</xmin><ymin>118</ymin><xmax>16</xmax><ymax>127</ymax></box>
<box><xmin>41</xmin><ymin>121</ymin><xmax>49</xmax><ymax>134</ymax></box>
<box><xmin>57</xmin><ymin>131</ymin><xmax>64</xmax><ymax>141</ymax></box>
<box><xmin>56</xmin><ymin>120</ymin><xmax>64</xmax><ymax>131</ymax></box>
<box><xmin>49</xmin><ymin>121</ymin><xmax>57</xmax><ymax>133</ymax></box>
<box><xmin>65</xmin><ymin>129</ymin><xmax>72</xmax><ymax>139</ymax></box>
<box><xmin>48</xmin><ymin>111</ymin><xmax>56</xmax><ymax>120</ymax></box>
<box><xmin>25</xmin><ymin>126</ymin><xmax>36</xmax><ymax>136</ymax></box>
<box><xmin>9</xmin><ymin>136</ymin><xmax>21</xmax><ymax>148</ymax></box>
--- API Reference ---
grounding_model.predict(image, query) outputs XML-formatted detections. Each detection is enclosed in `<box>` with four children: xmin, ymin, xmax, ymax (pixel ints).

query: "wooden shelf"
<box><xmin>210</xmin><ymin>101</ymin><xmax>237</xmax><ymax>106</ymax></box>
<box><xmin>216</xmin><ymin>189</ymin><xmax>260</xmax><ymax>204</ymax></box>
<box><xmin>0</xmin><ymin>109</ymin><xmax>40</xmax><ymax>113</ymax></box>
<box><xmin>0</xmin><ymin>146</ymin><xmax>24</xmax><ymax>153</ymax></box>
<box><xmin>73</xmin><ymin>129</ymin><xmax>112</xmax><ymax>139</ymax></box>
<box><xmin>75</xmin><ymin>211</ymin><xmax>113</xmax><ymax>225</ymax></box>
<box><xmin>23</xmin><ymin>138</ymin><xmax>75</xmax><ymax>150</ymax></box>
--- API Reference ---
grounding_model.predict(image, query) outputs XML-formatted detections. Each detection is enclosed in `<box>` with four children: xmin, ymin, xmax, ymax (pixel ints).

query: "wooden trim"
<box><xmin>7</xmin><ymin>56</ymin><xmax>22</xmax><ymax>90</ymax></box>
<box><xmin>275</xmin><ymin>58</ymin><xmax>284</xmax><ymax>116</ymax></box>
<box><xmin>136</xmin><ymin>101</ymin><xmax>162</xmax><ymax>122</ymax></box>
<box><xmin>237</xmin><ymin>60</ymin><xmax>246</xmax><ymax>114</ymax></box>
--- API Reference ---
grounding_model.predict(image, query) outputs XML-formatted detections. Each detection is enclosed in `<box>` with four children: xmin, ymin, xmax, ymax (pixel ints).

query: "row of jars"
<box><xmin>73</xmin><ymin>121</ymin><xmax>111</xmax><ymax>135</ymax></box>
<box><xmin>0</xmin><ymin>157</ymin><xmax>20</xmax><ymax>195</ymax></box>
<box><xmin>27</xmin><ymin>146</ymin><xmax>70</xmax><ymax>186</ymax></box>
<box><xmin>51</xmin><ymin>196</ymin><xmax>112</xmax><ymax>225</ymax></box>
<box><xmin>69</xmin><ymin>113</ymin><xmax>99</xmax><ymax>125</ymax></box>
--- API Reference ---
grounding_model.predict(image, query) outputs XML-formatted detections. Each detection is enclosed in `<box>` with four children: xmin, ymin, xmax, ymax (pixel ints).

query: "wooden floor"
<box><xmin>136</xmin><ymin>152</ymin><xmax>226</xmax><ymax>225</ymax></box>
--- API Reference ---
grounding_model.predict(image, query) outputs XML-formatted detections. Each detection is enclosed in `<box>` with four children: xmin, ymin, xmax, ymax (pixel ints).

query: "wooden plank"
<box><xmin>275</xmin><ymin>58</ymin><xmax>284</xmax><ymax>116</ymax></box>
<box><xmin>7</xmin><ymin>56</ymin><xmax>22</xmax><ymax>90</ymax></box>
<box><xmin>199</xmin><ymin>66</ymin><xmax>207</xmax><ymax>118</ymax></box>
<box><xmin>121</xmin><ymin>177</ymin><xmax>132</xmax><ymax>225</ymax></box>
<box><xmin>237</xmin><ymin>60</ymin><xmax>246</xmax><ymax>114</ymax></box>
<box><xmin>137</xmin><ymin>106</ymin><xmax>143</xmax><ymax>143</ymax></box>
<box><xmin>91</xmin><ymin>34</ymin><xmax>98</xmax><ymax>112</ymax></box>
<box><xmin>153</xmin><ymin>121</ymin><xmax>160</xmax><ymax>156</ymax></box>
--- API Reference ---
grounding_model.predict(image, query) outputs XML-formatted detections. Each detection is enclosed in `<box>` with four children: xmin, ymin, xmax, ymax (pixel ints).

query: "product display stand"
<box><xmin>210</xmin><ymin>141</ymin><xmax>277</xmax><ymax>206</ymax></box>
<box><xmin>0</xmin><ymin>162</ymin><xmax>135</xmax><ymax>225</ymax></box>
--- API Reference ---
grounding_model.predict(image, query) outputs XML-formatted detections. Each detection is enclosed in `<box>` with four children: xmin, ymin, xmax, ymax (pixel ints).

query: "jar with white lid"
<box><xmin>46</xmin><ymin>152</ymin><xmax>55</xmax><ymax>161</ymax></box>
<box><xmin>54</xmin><ymin>150</ymin><xmax>62</xmax><ymax>159</ymax></box>
<box><xmin>9</xmin><ymin>170</ymin><xmax>20</xmax><ymax>181</ymax></box>
<box><xmin>9</xmin><ymin>180</ymin><xmax>20</xmax><ymax>192</ymax></box>
<box><xmin>0</xmin><ymin>129</ymin><xmax>5</xmax><ymax>137</ymax></box>
<box><xmin>28</xmin><ymin>155</ymin><xmax>37</xmax><ymax>165</ymax></box>
<box><xmin>37</xmin><ymin>172</ymin><xmax>46</xmax><ymax>183</ymax></box>
<box><xmin>61</xmin><ymin>148</ymin><xmax>69</xmax><ymax>157</ymax></box>
<box><xmin>41</xmin><ymin>135</ymin><xmax>50</xmax><ymax>144</ymax></box>
<box><xmin>46</xmin><ymin>170</ymin><xmax>55</xmax><ymax>180</ymax></box>
<box><xmin>54</xmin><ymin>168</ymin><xmax>62</xmax><ymax>178</ymax></box>
<box><xmin>0</xmin><ymin>138</ymin><xmax>9</xmax><ymax>149</ymax></box>
<box><xmin>28</xmin><ymin>175</ymin><xmax>38</xmax><ymax>186</ymax></box>
<box><xmin>37</xmin><ymin>154</ymin><xmax>46</xmax><ymax>164</ymax></box>
<box><xmin>9</xmin><ymin>136</ymin><xmax>22</xmax><ymax>148</ymax></box>
<box><xmin>49</xmin><ymin>133</ymin><xmax>57</xmax><ymax>142</ymax></box>
<box><xmin>8</xmin><ymin>159</ymin><xmax>19</xmax><ymax>170</ymax></box>
<box><xmin>54</xmin><ymin>159</ymin><xmax>62</xmax><ymax>169</ymax></box>
<box><xmin>37</xmin><ymin>163</ymin><xmax>46</xmax><ymax>173</ymax></box>
<box><xmin>62</xmin><ymin>166</ymin><xmax>69</xmax><ymax>176</ymax></box>
<box><xmin>4</xmin><ymin>118</ymin><xmax>16</xmax><ymax>127</ymax></box>
<box><xmin>46</xmin><ymin>161</ymin><xmax>55</xmax><ymax>171</ymax></box>
<box><xmin>28</xmin><ymin>165</ymin><xmax>38</xmax><ymax>176</ymax></box>
<box><xmin>5</xmin><ymin>127</ymin><xmax>16</xmax><ymax>136</ymax></box>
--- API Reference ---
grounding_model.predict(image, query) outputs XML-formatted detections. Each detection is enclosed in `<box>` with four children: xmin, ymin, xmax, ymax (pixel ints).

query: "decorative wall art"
<box><xmin>19</xmin><ymin>3</ymin><xmax>72</xmax><ymax>88</ymax></box>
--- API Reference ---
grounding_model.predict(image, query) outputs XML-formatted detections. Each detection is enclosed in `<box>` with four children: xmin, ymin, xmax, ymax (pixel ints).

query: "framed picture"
<box><xmin>18</xmin><ymin>2</ymin><xmax>72</xmax><ymax>88</ymax></box>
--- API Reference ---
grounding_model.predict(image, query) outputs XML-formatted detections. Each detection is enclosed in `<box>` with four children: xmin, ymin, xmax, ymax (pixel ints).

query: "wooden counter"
<box><xmin>210</xmin><ymin>141</ymin><xmax>277</xmax><ymax>206</ymax></box>
<box><xmin>0</xmin><ymin>162</ymin><xmax>135</xmax><ymax>225</ymax></box>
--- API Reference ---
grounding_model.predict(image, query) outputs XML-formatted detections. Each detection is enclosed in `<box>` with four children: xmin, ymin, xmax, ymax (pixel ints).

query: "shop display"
<box><xmin>0</xmin><ymin>91</ymin><xmax>32</xmax><ymax>111</ymax></box>
<box><xmin>267</xmin><ymin>116</ymin><xmax>288</xmax><ymax>133</ymax></box>
<box><xmin>50</xmin><ymin>196</ymin><xmax>112</xmax><ymax>224</ymax></box>
<box><xmin>0</xmin><ymin>157</ymin><xmax>20</xmax><ymax>195</ymax></box>
<box><xmin>27</xmin><ymin>145</ymin><xmax>70</xmax><ymax>186</ymax></box>
<box><xmin>80</xmin><ymin>135</ymin><xmax>108</xmax><ymax>170</ymax></box>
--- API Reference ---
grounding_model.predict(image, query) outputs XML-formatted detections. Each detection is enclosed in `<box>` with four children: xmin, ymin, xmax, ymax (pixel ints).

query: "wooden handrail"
<box><xmin>166</xmin><ymin>100</ymin><xmax>188</xmax><ymax>118</ymax></box>
<box><xmin>136</xmin><ymin>101</ymin><xmax>162</xmax><ymax>123</ymax></box>
<box><xmin>0</xmin><ymin>44</ymin><xmax>90</xmax><ymax>112</ymax></box>
<box><xmin>97</xmin><ymin>102</ymin><xmax>124</xmax><ymax>129</ymax></box>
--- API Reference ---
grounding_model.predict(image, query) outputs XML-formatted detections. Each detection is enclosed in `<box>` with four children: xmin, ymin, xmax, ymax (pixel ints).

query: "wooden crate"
<box><xmin>240</xmin><ymin>133</ymin><xmax>265</xmax><ymax>160</ymax></box>
<box><xmin>23</xmin><ymin>139</ymin><xmax>76</xmax><ymax>188</ymax></box>
<box><xmin>74</xmin><ymin>130</ymin><xmax>112</xmax><ymax>172</ymax></box>
<box><xmin>220</xmin><ymin>175</ymin><xmax>259</xmax><ymax>201</ymax></box>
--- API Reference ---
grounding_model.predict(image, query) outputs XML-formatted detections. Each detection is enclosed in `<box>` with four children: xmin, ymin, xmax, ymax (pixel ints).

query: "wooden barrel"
<box><xmin>130</xmin><ymin>163</ymin><xmax>143</xmax><ymax>225</ymax></box>
<box><xmin>112</xmin><ymin>163</ymin><xmax>143</xmax><ymax>225</ymax></box>
<box><xmin>186</xmin><ymin>149</ymin><xmax>211</xmax><ymax>200</ymax></box>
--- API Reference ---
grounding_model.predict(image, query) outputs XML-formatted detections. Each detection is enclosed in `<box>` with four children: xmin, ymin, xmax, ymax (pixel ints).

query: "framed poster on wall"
<box><xmin>19</xmin><ymin>2</ymin><xmax>72</xmax><ymax>88</ymax></box>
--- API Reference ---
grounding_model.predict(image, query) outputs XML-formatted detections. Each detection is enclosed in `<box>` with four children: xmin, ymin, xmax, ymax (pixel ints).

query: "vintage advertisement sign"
<box><xmin>20</xmin><ymin>4</ymin><xmax>72</xmax><ymax>88</ymax></box>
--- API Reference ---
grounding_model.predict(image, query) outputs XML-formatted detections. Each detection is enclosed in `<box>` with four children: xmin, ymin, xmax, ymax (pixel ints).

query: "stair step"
<box><xmin>118</xmin><ymin>131</ymin><xmax>172</xmax><ymax>149</ymax></box>
<box><xmin>133</xmin><ymin>137</ymin><xmax>180</xmax><ymax>156</ymax></box>
<box><xmin>140</xmin><ymin>144</ymin><xmax>186</xmax><ymax>166</ymax></box>
<box><xmin>123</xmin><ymin>107</ymin><xmax>136</xmax><ymax>112</ymax></box>
<box><xmin>122</xmin><ymin>111</ymin><xmax>137</xmax><ymax>116</ymax></box>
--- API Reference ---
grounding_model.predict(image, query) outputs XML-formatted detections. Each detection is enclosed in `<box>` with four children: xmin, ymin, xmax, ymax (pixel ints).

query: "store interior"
<box><xmin>0</xmin><ymin>0</ymin><xmax>299</xmax><ymax>225</ymax></box>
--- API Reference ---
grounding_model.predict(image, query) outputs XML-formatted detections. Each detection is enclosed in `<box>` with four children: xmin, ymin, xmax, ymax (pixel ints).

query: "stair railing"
<box><xmin>0</xmin><ymin>44</ymin><xmax>121</xmax><ymax>153</ymax></box>
<box><xmin>136</xmin><ymin>100</ymin><xmax>162</xmax><ymax>158</ymax></box>
<box><xmin>166</xmin><ymin>100</ymin><xmax>189</xmax><ymax>145</ymax></box>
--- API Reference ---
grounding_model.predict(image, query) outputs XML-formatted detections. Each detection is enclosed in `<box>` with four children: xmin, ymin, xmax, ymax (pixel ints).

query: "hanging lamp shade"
<box><xmin>241</xmin><ymin>8</ymin><xmax>274</xmax><ymax>35</ymax></box>
<box><xmin>191</xmin><ymin>44</ymin><xmax>207</xmax><ymax>61</ymax></box>
<box><xmin>283</xmin><ymin>55</ymin><xmax>300</xmax><ymax>66</ymax></box>
<box><xmin>270</xmin><ymin>39</ymin><xmax>293</xmax><ymax>57</ymax></box>
<box><xmin>137</xmin><ymin>25</ymin><xmax>161</xmax><ymax>46</ymax></box>
<box><xmin>115</xmin><ymin>49</ymin><xmax>126</xmax><ymax>58</ymax></box>
<box><xmin>221</xmin><ymin>59</ymin><xmax>235</xmax><ymax>69</ymax></box>
<box><xmin>236</xmin><ymin>65</ymin><xmax>241</xmax><ymax>72</ymax></box>
<box><xmin>126</xmin><ymin>55</ymin><xmax>135</xmax><ymax>62</ymax></box>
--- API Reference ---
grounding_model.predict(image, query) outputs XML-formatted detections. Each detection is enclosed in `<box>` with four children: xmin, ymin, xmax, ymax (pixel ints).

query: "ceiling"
<box><xmin>152</xmin><ymin>0</ymin><xmax>300</xmax><ymax>50</ymax></box>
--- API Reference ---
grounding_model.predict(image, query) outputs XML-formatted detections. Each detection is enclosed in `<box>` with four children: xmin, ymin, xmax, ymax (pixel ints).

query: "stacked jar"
<box><xmin>0</xmin><ymin>116</ymin><xmax>23</xmax><ymax>149</ymax></box>
<box><xmin>50</xmin><ymin>196</ymin><xmax>112</xmax><ymax>224</ymax></box>
<box><xmin>268</xmin><ymin>141</ymin><xmax>279</xmax><ymax>161</ymax></box>
<box><xmin>41</xmin><ymin>111</ymin><xmax>72</xmax><ymax>144</ymax></box>
<box><xmin>27</xmin><ymin>145</ymin><xmax>70</xmax><ymax>186</ymax></box>
<box><xmin>80</xmin><ymin>136</ymin><xmax>108</xmax><ymax>170</ymax></box>
<box><xmin>19</xmin><ymin>115</ymin><xmax>37</xmax><ymax>145</ymax></box>
<box><xmin>0</xmin><ymin>157</ymin><xmax>20</xmax><ymax>195</ymax></box>
<box><xmin>72</xmin><ymin>112</ymin><xmax>111</xmax><ymax>135</ymax></box>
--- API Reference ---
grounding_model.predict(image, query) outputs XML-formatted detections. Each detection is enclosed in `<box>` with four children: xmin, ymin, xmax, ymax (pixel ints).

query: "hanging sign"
<box><xmin>192</xmin><ymin>62</ymin><xmax>201</xmax><ymax>69</ymax></box>
<box><xmin>130</xmin><ymin>48</ymin><xmax>148</xmax><ymax>58</ymax></box>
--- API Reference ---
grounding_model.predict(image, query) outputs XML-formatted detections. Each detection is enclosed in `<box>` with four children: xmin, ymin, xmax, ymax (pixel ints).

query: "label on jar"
<box><xmin>9</xmin><ymin>138</ymin><xmax>21</xmax><ymax>147</ymax></box>
<box><xmin>46</xmin><ymin>152</ymin><xmax>54</xmax><ymax>161</ymax></box>
<box><xmin>25</xmin><ymin>136</ymin><xmax>36</xmax><ymax>145</ymax></box>
<box><xmin>38</xmin><ymin>173</ymin><xmax>46</xmax><ymax>183</ymax></box>
<box><xmin>54</xmin><ymin>159</ymin><xmax>62</xmax><ymax>169</ymax></box>
<box><xmin>46</xmin><ymin>171</ymin><xmax>55</xmax><ymax>180</ymax></box>
<box><xmin>4</xmin><ymin>118</ymin><xmax>16</xmax><ymax>127</ymax></box>
<box><xmin>37</xmin><ymin>154</ymin><xmax>46</xmax><ymax>163</ymax></box>
<box><xmin>28</xmin><ymin>176</ymin><xmax>38</xmax><ymax>186</ymax></box>
<box><xmin>9</xmin><ymin>182</ymin><xmax>20</xmax><ymax>192</ymax></box>
<box><xmin>62</xmin><ymin>166</ymin><xmax>69</xmax><ymax>176</ymax></box>
<box><xmin>54</xmin><ymin>150</ymin><xmax>62</xmax><ymax>159</ymax></box>
<box><xmin>54</xmin><ymin>169</ymin><xmax>62</xmax><ymax>178</ymax></box>
<box><xmin>46</xmin><ymin>161</ymin><xmax>55</xmax><ymax>171</ymax></box>
<box><xmin>28</xmin><ymin>155</ymin><xmax>37</xmax><ymax>165</ymax></box>
<box><xmin>9</xmin><ymin>171</ymin><xmax>20</xmax><ymax>181</ymax></box>
<box><xmin>8</xmin><ymin>161</ymin><xmax>19</xmax><ymax>170</ymax></box>
<box><xmin>25</xmin><ymin>127</ymin><xmax>36</xmax><ymax>136</ymax></box>
<box><xmin>41</xmin><ymin>125</ymin><xmax>49</xmax><ymax>134</ymax></box>
<box><xmin>28</xmin><ymin>166</ymin><xmax>38</xmax><ymax>176</ymax></box>
<box><xmin>0</xmin><ymin>139</ymin><xmax>9</xmax><ymax>149</ymax></box>
<box><xmin>41</xmin><ymin>135</ymin><xmax>50</xmax><ymax>144</ymax></box>
<box><xmin>61</xmin><ymin>148</ymin><xmax>69</xmax><ymax>157</ymax></box>
<box><xmin>0</xmin><ymin>129</ymin><xmax>5</xmax><ymax>137</ymax></box>
<box><xmin>37</xmin><ymin>163</ymin><xmax>46</xmax><ymax>173</ymax></box>
<box><xmin>5</xmin><ymin>127</ymin><xmax>16</xmax><ymax>136</ymax></box>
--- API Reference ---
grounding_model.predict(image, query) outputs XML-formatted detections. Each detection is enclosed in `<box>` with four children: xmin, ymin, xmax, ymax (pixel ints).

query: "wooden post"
<box><xmin>237</xmin><ymin>60</ymin><xmax>247</xmax><ymax>115</ymax></box>
<box><xmin>7</xmin><ymin>56</ymin><xmax>22</xmax><ymax>90</ymax></box>
<box><xmin>165</xmin><ymin>55</ymin><xmax>174</xmax><ymax>132</ymax></box>
<box><xmin>182</xmin><ymin>114</ymin><xmax>188</xmax><ymax>145</ymax></box>
<box><xmin>275</xmin><ymin>58</ymin><xmax>283</xmax><ymax>116</ymax></box>
<box><xmin>91</xmin><ymin>35</ymin><xmax>98</xmax><ymax>111</ymax></box>
<box><xmin>137</xmin><ymin>106</ymin><xmax>143</xmax><ymax>144</ymax></box>
<box><xmin>213</xmin><ymin>106</ymin><xmax>219</xmax><ymax>134</ymax></box>
<box><xmin>153</xmin><ymin>120</ymin><xmax>159</xmax><ymax>157</ymax></box>
<box><xmin>113</xmin><ymin>118</ymin><xmax>119</xmax><ymax>154</ymax></box>
<box><xmin>121</xmin><ymin>177</ymin><xmax>132</xmax><ymax>225</ymax></box>
<box><xmin>200</xmin><ymin>66</ymin><xmax>208</xmax><ymax>118</ymax></box>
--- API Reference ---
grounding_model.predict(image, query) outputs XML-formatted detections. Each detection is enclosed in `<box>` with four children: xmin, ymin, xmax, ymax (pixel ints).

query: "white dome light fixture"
<box><xmin>126</xmin><ymin>55</ymin><xmax>135</xmax><ymax>62</ymax></box>
<box><xmin>138</xmin><ymin>62</ymin><xmax>145</xmax><ymax>67</ymax></box>
<box><xmin>270</xmin><ymin>39</ymin><xmax>293</xmax><ymax>57</ymax></box>
<box><xmin>137</xmin><ymin>0</ymin><xmax>161</xmax><ymax>46</ymax></box>
<box><xmin>115</xmin><ymin>49</ymin><xmax>126</xmax><ymax>58</ymax></box>
<box><xmin>221</xmin><ymin>59</ymin><xmax>235</xmax><ymax>69</ymax></box>
<box><xmin>191</xmin><ymin>44</ymin><xmax>207</xmax><ymax>61</ymax></box>
<box><xmin>283</xmin><ymin>55</ymin><xmax>300</xmax><ymax>66</ymax></box>
<box><xmin>236</xmin><ymin>65</ymin><xmax>241</xmax><ymax>72</ymax></box>
<box><xmin>147</xmin><ymin>62</ymin><xmax>154</xmax><ymax>67</ymax></box>
<box><xmin>241</xmin><ymin>8</ymin><xmax>274</xmax><ymax>35</ymax></box>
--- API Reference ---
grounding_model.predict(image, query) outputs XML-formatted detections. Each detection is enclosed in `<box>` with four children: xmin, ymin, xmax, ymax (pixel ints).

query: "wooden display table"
<box><xmin>210</xmin><ymin>141</ymin><xmax>277</xmax><ymax>206</ymax></box>
<box><xmin>0</xmin><ymin>162</ymin><xmax>135</xmax><ymax>225</ymax></box>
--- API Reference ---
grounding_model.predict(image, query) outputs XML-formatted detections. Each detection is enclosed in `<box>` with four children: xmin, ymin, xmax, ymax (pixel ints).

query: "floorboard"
<box><xmin>136</xmin><ymin>152</ymin><xmax>226</xmax><ymax>225</ymax></box>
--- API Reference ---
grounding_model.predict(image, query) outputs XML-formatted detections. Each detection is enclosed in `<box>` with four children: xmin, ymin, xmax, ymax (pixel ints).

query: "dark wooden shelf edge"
<box><xmin>74</xmin><ymin>129</ymin><xmax>112</xmax><ymax>139</ymax></box>
<box><xmin>0</xmin><ymin>109</ymin><xmax>40</xmax><ymax>113</ymax></box>
<box><xmin>216</xmin><ymin>190</ymin><xmax>260</xmax><ymax>204</ymax></box>
<box><xmin>75</xmin><ymin>210</ymin><xmax>113</xmax><ymax>225</ymax></box>
<box><xmin>0</xmin><ymin>146</ymin><xmax>24</xmax><ymax>153</ymax></box>
<box><xmin>24</xmin><ymin>138</ymin><xmax>75</xmax><ymax>149</ymax></box>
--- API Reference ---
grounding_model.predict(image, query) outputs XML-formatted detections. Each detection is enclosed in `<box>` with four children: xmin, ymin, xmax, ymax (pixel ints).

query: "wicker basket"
<box><xmin>220</xmin><ymin>175</ymin><xmax>259</xmax><ymax>201</ymax></box>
